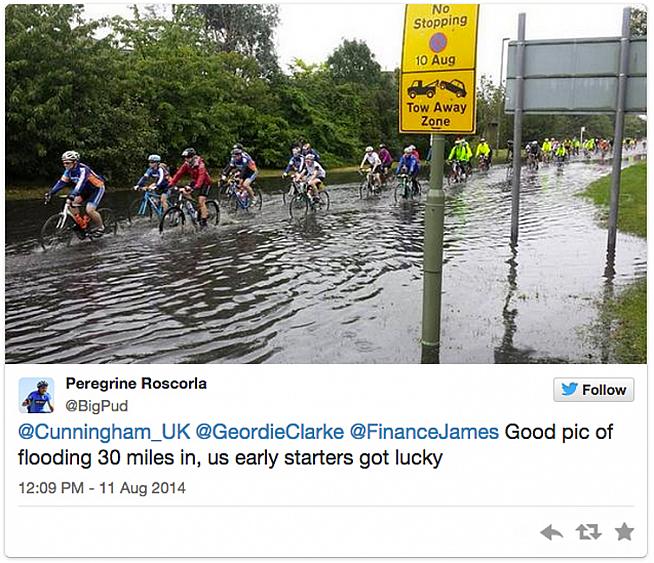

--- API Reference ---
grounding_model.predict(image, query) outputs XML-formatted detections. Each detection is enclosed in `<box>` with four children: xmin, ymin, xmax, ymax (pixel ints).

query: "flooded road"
<box><xmin>5</xmin><ymin>156</ymin><xmax>647</xmax><ymax>363</ymax></box>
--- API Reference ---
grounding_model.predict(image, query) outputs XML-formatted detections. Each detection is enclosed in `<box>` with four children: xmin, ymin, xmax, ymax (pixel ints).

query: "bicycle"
<box><xmin>478</xmin><ymin>155</ymin><xmax>490</xmax><ymax>172</ymax></box>
<box><xmin>220</xmin><ymin>176</ymin><xmax>262</xmax><ymax>214</ymax></box>
<box><xmin>288</xmin><ymin>179</ymin><xmax>330</xmax><ymax>218</ymax></box>
<box><xmin>446</xmin><ymin>160</ymin><xmax>467</xmax><ymax>186</ymax></box>
<box><xmin>527</xmin><ymin>152</ymin><xmax>539</xmax><ymax>171</ymax></box>
<box><xmin>359</xmin><ymin>169</ymin><xmax>382</xmax><ymax>199</ymax></box>
<box><xmin>158</xmin><ymin>186</ymin><xmax>220</xmax><ymax>233</ymax></box>
<box><xmin>40</xmin><ymin>196</ymin><xmax>117</xmax><ymax>251</ymax></box>
<box><xmin>394</xmin><ymin>173</ymin><xmax>419</xmax><ymax>201</ymax></box>
<box><xmin>127</xmin><ymin>186</ymin><xmax>167</xmax><ymax>226</ymax></box>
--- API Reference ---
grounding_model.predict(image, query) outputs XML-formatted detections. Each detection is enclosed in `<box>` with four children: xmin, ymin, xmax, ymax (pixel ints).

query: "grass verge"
<box><xmin>581</xmin><ymin>162</ymin><xmax>646</xmax><ymax>363</ymax></box>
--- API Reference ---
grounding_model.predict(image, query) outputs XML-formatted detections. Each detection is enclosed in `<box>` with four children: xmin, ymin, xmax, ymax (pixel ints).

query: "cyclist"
<box><xmin>475</xmin><ymin>137</ymin><xmax>491</xmax><ymax>169</ymax></box>
<box><xmin>22</xmin><ymin>380</ymin><xmax>54</xmax><ymax>413</ymax></box>
<box><xmin>133</xmin><ymin>154</ymin><xmax>171</xmax><ymax>213</ymax></box>
<box><xmin>301</xmin><ymin>142</ymin><xmax>321</xmax><ymax>162</ymax></box>
<box><xmin>555</xmin><ymin>141</ymin><xmax>567</xmax><ymax>164</ymax></box>
<box><xmin>447</xmin><ymin>138</ymin><xmax>472</xmax><ymax>177</ymax></box>
<box><xmin>378</xmin><ymin>144</ymin><xmax>393</xmax><ymax>179</ymax></box>
<box><xmin>409</xmin><ymin>144</ymin><xmax>421</xmax><ymax>161</ymax></box>
<box><xmin>168</xmin><ymin>147</ymin><xmax>213</xmax><ymax>228</ymax></box>
<box><xmin>299</xmin><ymin>153</ymin><xmax>326</xmax><ymax>202</ymax></box>
<box><xmin>506</xmin><ymin>139</ymin><xmax>514</xmax><ymax>162</ymax></box>
<box><xmin>359</xmin><ymin>146</ymin><xmax>382</xmax><ymax>189</ymax></box>
<box><xmin>221</xmin><ymin>147</ymin><xmax>258</xmax><ymax>205</ymax></box>
<box><xmin>396</xmin><ymin>147</ymin><xmax>420</xmax><ymax>193</ymax></box>
<box><xmin>526</xmin><ymin>141</ymin><xmax>541</xmax><ymax>169</ymax></box>
<box><xmin>282</xmin><ymin>146</ymin><xmax>304</xmax><ymax>180</ymax></box>
<box><xmin>541</xmin><ymin>138</ymin><xmax>552</xmax><ymax>163</ymax></box>
<box><xmin>45</xmin><ymin>150</ymin><xmax>106</xmax><ymax>237</ymax></box>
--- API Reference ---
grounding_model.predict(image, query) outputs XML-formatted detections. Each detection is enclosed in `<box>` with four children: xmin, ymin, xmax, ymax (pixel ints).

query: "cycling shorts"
<box><xmin>75</xmin><ymin>184</ymin><xmax>105</xmax><ymax>209</ymax></box>
<box><xmin>154</xmin><ymin>184</ymin><xmax>170</xmax><ymax>195</ymax></box>
<box><xmin>194</xmin><ymin>184</ymin><xmax>212</xmax><ymax>198</ymax></box>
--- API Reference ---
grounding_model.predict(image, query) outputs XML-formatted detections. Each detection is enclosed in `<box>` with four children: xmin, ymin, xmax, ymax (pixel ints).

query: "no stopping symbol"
<box><xmin>430</xmin><ymin>32</ymin><xmax>447</xmax><ymax>53</ymax></box>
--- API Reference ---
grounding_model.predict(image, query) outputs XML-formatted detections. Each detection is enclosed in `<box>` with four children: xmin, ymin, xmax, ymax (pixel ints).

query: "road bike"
<box><xmin>287</xmin><ymin>180</ymin><xmax>330</xmax><ymax>218</ymax></box>
<box><xmin>478</xmin><ymin>155</ymin><xmax>490</xmax><ymax>172</ymax></box>
<box><xmin>40</xmin><ymin>196</ymin><xmax>117</xmax><ymax>250</ymax></box>
<box><xmin>359</xmin><ymin>169</ymin><xmax>382</xmax><ymax>199</ymax></box>
<box><xmin>220</xmin><ymin>176</ymin><xmax>262</xmax><ymax>214</ymax></box>
<box><xmin>446</xmin><ymin>160</ymin><xmax>467</xmax><ymax>186</ymax></box>
<box><xmin>527</xmin><ymin>152</ymin><xmax>539</xmax><ymax>171</ymax></box>
<box><xmin>394</xmin><ymin>173</ymin><xmax>420</xmax><ymax>201</ymax></box>
<box><xmin>158</xmin><ymin>186</ymin><xmax>220</xmax><ymax>233</ymax></box>
<box><xmin>127</xmin><ymin>186</ymin><xmax>169</xmax><ymax>226</ymax></box>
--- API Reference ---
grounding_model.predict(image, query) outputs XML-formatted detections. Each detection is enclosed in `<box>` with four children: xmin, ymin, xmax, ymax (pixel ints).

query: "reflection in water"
<box><xmin>5</xmin><ymin>158</ymin><xmax>647</xmax><ymax>363</ymax></box>
<box><xmin>599</xmin><ymin>250</ymin><xmax>617</xmax><ymax>363</ymax></box>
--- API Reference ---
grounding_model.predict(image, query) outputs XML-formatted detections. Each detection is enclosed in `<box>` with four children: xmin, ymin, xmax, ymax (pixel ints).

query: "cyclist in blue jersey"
<box><xmin>396</xmin><ymin>147</ymin><xmax>420</xmax><ymax>193</ymax></box>
<box><xmin>301</xmin><ymin>142</ymin><xmax>321</xmax><ymax>162</ymax></box>
<box><xmin>22</xmin><ymin>381</ymin><xmax>54</xmax><ymax>413</ymax></box>
<box><xmin>282</xmin><ymin>146</ymin><xmax>305</xmax><ymax>180</ymax></box>
<box><xmin>45</xmin><ymin>151</ymin><xmax>106</xmax><ymax>236</ymax></box>
<box><xmin>221</xmin><ymin>148</ymin><xmax>258</xmax><ymax>204</ymax></box>
<box><xmin>133</xmin><ymin>154</ymin><xmax>171</xmax><ymax>212</ymax></box>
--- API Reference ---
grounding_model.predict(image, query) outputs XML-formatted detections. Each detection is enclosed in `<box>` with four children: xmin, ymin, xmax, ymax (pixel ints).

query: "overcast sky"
<box><xmin>82</xmin><ymin>2</ymin><xmax>636</xmax><ymax>83</ymax></box>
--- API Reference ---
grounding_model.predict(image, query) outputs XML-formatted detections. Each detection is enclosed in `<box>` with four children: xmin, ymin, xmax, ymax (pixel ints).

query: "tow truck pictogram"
<box><xmin>407</xmin><ymin>78</ymin><xmax>467</xmax><ymax>99</ymax></box>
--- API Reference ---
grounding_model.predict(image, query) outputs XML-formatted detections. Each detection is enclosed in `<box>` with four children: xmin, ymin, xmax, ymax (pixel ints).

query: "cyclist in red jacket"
<box><xmin>168</xmin><ymin>148</ymin><xmax>213</xmax><ymax>227</ymax></box>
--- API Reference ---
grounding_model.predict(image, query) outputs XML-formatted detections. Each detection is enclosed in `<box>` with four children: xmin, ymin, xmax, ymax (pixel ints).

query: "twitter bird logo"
<box><xmin>562</xmin><ymin>382</ymin><xmax>578</xmax><ymax>396</ymax></box>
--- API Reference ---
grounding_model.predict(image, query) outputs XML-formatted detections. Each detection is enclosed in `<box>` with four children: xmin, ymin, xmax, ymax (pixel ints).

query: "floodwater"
<box><xmin>5</xmin><ymin>155</ymin><xmax>647</xmax><ymax>363</ymax></box>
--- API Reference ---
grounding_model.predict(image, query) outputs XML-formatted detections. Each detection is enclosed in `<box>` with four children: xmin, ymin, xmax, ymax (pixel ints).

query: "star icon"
<box><xmin>615</xmin><ymin>522</ymin><xmax>634</xmax><ymax>541</ymax></box>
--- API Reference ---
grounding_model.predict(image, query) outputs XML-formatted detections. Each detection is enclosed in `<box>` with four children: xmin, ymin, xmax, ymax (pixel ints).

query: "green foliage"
<box><xmin>327</xmin><ymin>39</ymin><xmax>381</xmax><ymax>85</ymax></box>
<box><xmin>630</xmin><ymin>7</ymin><xmax>647</xmax><ymax>36</ymax></box>
<box><xmin>608</xmin><ymin>278</ymin><xmax>646</xmax><ymax>363</ymax></box>
<box><xmin>181</xmin><ymin>4</ymin><xmax>281</xmax><ymax>77</ymax></box>
<box><xmin>6</xmin><ymin>6</ymin><xmax>410</xmax><ymax>183</ymax></box>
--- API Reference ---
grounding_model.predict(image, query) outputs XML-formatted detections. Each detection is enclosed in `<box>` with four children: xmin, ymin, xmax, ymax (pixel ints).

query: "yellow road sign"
<box><xmin>402</xmin><ymin>4</ymin><xmax>479</xmax><ymax>73</ymax></box>
<box><xmin>400</xmin><ymin>70</ymin><xmax>476</xmax><ymax>133</ymax></box>
<box><xmin>400</xmin><ymin>4</ymin><xmax>479</xmax><ymax>134</ymax></box>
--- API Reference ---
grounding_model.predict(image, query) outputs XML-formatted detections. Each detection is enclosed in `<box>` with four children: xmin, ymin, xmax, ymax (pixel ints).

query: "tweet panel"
<box><xmin>4</xmin><ymin>364</ymin><xmax>646</xmax><ymax>557</ymax></box>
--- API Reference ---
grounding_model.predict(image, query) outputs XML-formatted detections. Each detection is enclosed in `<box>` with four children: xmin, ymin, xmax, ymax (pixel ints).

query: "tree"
<box><xmin>180</xmin><ymin>4</ymin><xmax>280</xmax><ymax>77</ymax></box>
<box><xmin>630</xmin><ymin>7</ymin><xmax>647</xmax><ymax>36</ymax></box>
<box><xmin>326</xmin><ymin>39</ymin><xmax>381</xmax><ymax>85</ymax></box>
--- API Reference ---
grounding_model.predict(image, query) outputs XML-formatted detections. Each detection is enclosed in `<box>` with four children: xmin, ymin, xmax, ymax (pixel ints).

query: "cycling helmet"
<box><xmin>61</xmin><ymin>150</ymin><xmax>80</xmax><ymax>161</ymax></box>
<box><xmin>365</xmin><ymin>146</ymin><xmax>373</xmax><ymax>152</ymax></box>
<box><xmin>232</xmin><ymin>143</ymin><xmax>244</xmax><ymax>150</ymax></box>
<box><xmin>148</xmin><ymin>154</ymin><xmax>161</xmax><ymax>162</ymax></box>
<box><xmin>379</xmin><ymin>144</ymin><xmax>386</xmax><ymax>149</ymax></box>
<box><xmin>480</xmin><ymin>138</ymin><xmax>486</xmax><ymax>142</ymax></box>
<box><xmin>545</xmin><ymin>138</ymin><xmax>549</xmax><ymax>141</ymax></box>
<box><xmin>181</xmin><ymin>147</ymin><xmax>196</xmax><ymax>158</ymax></box>
<box><xmin>37</xmin><ymin>380</ymin><xmax>48</xmax><ymax>388</ymax></box>
<box><xmin>305</xmin><ymin>153</ymin><xmax>315</xmax><ymax>160</ymax></box>
<box><xmin>403</xmin><ymin>147</ymin><xmax>412</xmax><ymax>154</ymax></box>
<box><xmin>231</xmin><ymin>148</ymin><xmax>243</xmax><ymax>156</ymax></box>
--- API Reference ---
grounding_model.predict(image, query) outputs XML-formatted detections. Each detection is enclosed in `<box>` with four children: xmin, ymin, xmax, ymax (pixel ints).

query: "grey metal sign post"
<box><xmin>510</xmin><ymin>14</ymin><xmax>526</xmax><ymax>246</ymax></box>
<box><xmin>607</xmin><ymin>8</ymin><xmax>632</xmax><ymax>256</ymax></box>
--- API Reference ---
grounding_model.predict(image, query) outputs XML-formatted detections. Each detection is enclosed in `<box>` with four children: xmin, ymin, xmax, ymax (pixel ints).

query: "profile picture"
<box><xmin>20</xmin><ymin>378</ymin><xmax>54</xmax><ymax>413</ymax></box>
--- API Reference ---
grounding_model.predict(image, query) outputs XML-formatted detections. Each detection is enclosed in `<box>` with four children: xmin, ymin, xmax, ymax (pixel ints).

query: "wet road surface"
<box><xmin>5</xmin><ymin>156</ymin><xmax>647</xmax><ymax>363</ymax></box>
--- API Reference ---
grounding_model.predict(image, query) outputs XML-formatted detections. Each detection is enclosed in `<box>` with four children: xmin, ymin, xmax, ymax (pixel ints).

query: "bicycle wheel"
<box><xmin>394</xmin><ymin>180</ymin><xmax>403</xmax><ymax>202</ymax></box>
<box><xmin>289</xmin><ymin>194</ymin><xmax>308</xmax><ymax>218</ymax></box>
<box><xmin>159</xmin><ymin>207</ymin><xmax>186</xmax><ymax>233</ymax></box>
<box><xmin>98</xmin><ymin>208</ymin><xmax>118</xmax><ymax>236</ymax></box>
<box><xmin>314</xmin><ymin>190</ymin><xmax>330</xmax><ymax>211</ymax></box>
<box><xmin>40</xmin><ymin>214</ymin><xmax>73</xmax><ymax>250</ymax></box>
<box><xmin>253</xmin><ymin>187</ymin><xmax>263</xmax><ymax>211</ymax></box>
<box><xmin>127</xmin><ymin>198</ymin><xmax>156</xmax><ymax>226</ymax></box>
<box><xmin>359</xmin><ymin>179</ymin><xmax>368</xmax><ymax>199</ymax></box>
<box><xmin>205</xmin><ymin>200</ymin><xmax>220</xmax><ymax>226</ymax></box>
